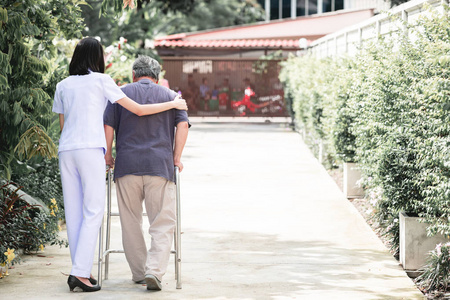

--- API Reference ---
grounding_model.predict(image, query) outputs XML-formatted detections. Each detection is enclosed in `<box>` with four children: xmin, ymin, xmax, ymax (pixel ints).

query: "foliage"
<box><xmin>101</xmin><ymin>0</ymin><xmax>196</xmax><ymax>15</ymax></box>
<box><xmin>416</xmin><ymin>242</ymin><xmax>450</xmax><ymax>295</ymax></box>
<box><xmin>11</xmin><ymin>157</ymin><xmax>64</xmax><ymax>220</ymax></box>
<box><xmin>0</xmin><ymin>183</ymin><xmax>66</xmax><ymax>265</ymax></box>
<box><xmin>84</xmin><ymin>0</ymin><xmax>264</xmax><ymax>47</ymax></box>
<box><xmin>280</xmin><ymin>54</ymin><xmax>348</xmax><ymax>167</ymax></box>
<box><xmin>0</xmin><ymin>0</ymin><xmax>85</xmax><ymax>179</ymax></box>
<box><xmin>14</xmin><ymin>126</ymin><xmax>58</xmax><ymax>161</ymax></box>
<box><xmin>252</xmin><ymin>51</ymin><xmax>283</xmax><ymax>96</ymax></box>
<box><xmin>165</xmin><ymin>0</ymin><xmax>264</xmax><ymax>35</ymax></box>
<box><xmin>1</xmin><ymin>247</ymin><xmax>15</xmax><ymax>277</ymax></box>
<box><xmin>83</xmin><ymin>0</ymin><xmax>166</xmax><ymax>48</ymax></box>
<box><xmin>280</xmin><ymin>4</ymin><xmax>450</xmax><ymax>260</ymax></box>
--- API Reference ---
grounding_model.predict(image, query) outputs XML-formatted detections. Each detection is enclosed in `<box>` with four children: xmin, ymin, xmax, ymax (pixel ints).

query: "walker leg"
<box><xmin>104</xmin><ymin>168</ymin><xmax>112</xmax><ymax>280</ymax></box>
<box><xmin>175</xmin><ymin>166</ymin><xmax>182</xmax><ymax>289</ymax></box>
<box><xmin>97</xmin><ymin>215</ymin><xmax>104</xmax><ymax>287</ymax></box>
<box><xmin>174</xmin><ymin>231</ymin><xmax>177</xmax><ymax>280</ymax></box>
<box><xmin>98</xmin><ymin>169</ymin><xmax>111</xmax><ymax>287</ymax></box>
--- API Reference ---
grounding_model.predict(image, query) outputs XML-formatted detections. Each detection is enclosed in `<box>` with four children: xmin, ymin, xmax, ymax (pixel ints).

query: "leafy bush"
<box><xmin>104</xmin><ymin>38</ymin><xmax>137</xmax><ymax>86</ymax></box>
<box><xmin>280</xmin><ymin>4</ymin><xmax>450</xmax><ymax>259</ymax></box>
<box><xmin>281</xmin><ymin>55</ymin><xmax>338</xmax><ymax>166</ymax></box>
<box><xmin>0</xmin><ymin>183</ymin><xmax>67</xmax><ymax>265</ymax></box>
<box><xmin>11</xmin><ymin>157</ymin><xmax>64</xmax><ymax>219</ymax></box>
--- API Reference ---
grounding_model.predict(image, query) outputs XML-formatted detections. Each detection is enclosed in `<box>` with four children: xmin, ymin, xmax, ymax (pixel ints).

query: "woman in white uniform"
<box><xmin>52</xmin><ymin>37</ymin><xmax>187</xmax><ymax>292</ymax></box>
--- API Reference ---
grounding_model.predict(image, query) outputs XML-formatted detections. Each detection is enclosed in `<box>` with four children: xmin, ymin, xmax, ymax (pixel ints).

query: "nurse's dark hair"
<box><xmin>69</xmin><ymin>37</ymin><xmax>105</xmax><ymax>75</ymax></box>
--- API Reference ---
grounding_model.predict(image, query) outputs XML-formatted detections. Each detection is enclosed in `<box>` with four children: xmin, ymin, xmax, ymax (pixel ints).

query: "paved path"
<box><xmin>0</xmin><ymin>121</ymin><xmax>424</xmax><ymax>299</ymax></box>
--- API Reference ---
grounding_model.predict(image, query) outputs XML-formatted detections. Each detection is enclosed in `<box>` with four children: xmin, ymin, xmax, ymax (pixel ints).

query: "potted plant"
<box><xmin>400</xmin><ymin>212</ymin><xmax>450</xmax><ymax>272</ymax></box>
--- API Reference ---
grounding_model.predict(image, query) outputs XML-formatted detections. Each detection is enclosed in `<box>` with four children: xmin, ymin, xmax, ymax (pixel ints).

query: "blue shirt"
<box><xmin>103</xmin><ymin>79</ymin><xmax>189</xmax><ymax>182</ymax></box>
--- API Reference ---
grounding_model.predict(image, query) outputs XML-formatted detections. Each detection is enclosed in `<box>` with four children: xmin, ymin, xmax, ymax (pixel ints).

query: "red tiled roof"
<box><xmin>155</xmin><ymin>39</ymin><xmax>302</xmax><ymax>49</ymax></box>
<box><xmin>155</xmin><ymin>9</ymin><xmax>374</xmax><ymax>42</ymax></box>
<box><xmin>155</xmin><ymin>33</ymin><xmax>186</xmax><ymax>41</ymax></box>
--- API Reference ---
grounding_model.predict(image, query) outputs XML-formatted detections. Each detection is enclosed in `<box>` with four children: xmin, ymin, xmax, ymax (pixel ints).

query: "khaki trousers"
<box><xmin>115</xmin><ymin>175</ymin><xmax>176</xmax><ymax>282</ymax></box>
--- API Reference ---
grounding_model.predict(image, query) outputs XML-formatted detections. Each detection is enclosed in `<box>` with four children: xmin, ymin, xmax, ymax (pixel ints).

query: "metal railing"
<box><xmin>310</xmin><ymin>0</ymin><xmax>449</xmax><ymax>58</ymax></box>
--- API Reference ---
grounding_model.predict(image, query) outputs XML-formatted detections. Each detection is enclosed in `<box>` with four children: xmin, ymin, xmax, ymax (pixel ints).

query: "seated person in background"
<box><xmin>199</xmin><ymin>77</ymin><xmax>210</xmax><ymax>110</ymax></box>
<box><xmin>219</xmin><ymin>78</ymin><xmax>231</xmax><ymax>111</ymax></box>
<box><xmin>211</xmin><ymin>85</ymin><xmax>219</xmax><ymax>100</ymax></box>
<box><xmin>184</xmin><ymin>74</ymin><xmax>199</xmax><ymax>111</ymax></box>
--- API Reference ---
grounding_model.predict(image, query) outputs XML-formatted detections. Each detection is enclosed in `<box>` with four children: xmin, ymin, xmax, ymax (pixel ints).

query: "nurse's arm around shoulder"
<box><xmin>116</xmin><ymin>95</ymin><xmax>188</xmax><ymax>116</ymax></box>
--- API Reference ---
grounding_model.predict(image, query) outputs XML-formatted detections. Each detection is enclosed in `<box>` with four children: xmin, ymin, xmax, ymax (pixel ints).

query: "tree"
<box><xmin>0</xmin><ymin>0</ymin><xmax>85</xmax><ymax>179</ymax></box>
<box><xmin>84</xmin><ymin>0</ymin><xmax>264</xmax><ymax>47</ymax></box>
<box><xmin>83</xmin><ymin>0</ymin><xmax>172</xmax><ymax>48</ymax></box>
<box><xmin>101</xmin><ymin>0</ymin><xmax>196</xmax><ymax>14</ymax></box>
<box><xmin>165</xmin><ymin>0</ymin><xmax>264</xmax><ymax>34</ymax></box>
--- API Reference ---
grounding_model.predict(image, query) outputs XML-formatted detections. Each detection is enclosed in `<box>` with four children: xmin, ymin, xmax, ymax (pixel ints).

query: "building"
<box><xmin>258</xmin><ymin>0</ymin><xmax>391</xmax><ymax>20</ymax></box>
<box><xmin>155</xmin><ymin>9</ymin><xmax>374</xmax><ymax>58</ymax></box>
<box><xmin>154</xmin><ymin>4</ymin><xmax>380</xmax><ymax>117</ymax></box>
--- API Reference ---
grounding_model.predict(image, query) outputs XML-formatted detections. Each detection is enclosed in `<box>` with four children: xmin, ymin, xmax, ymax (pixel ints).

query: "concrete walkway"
<box><xmin>0</xmin><ymin>121</ymin><xmax>424</xmax><ymax>299</ymax></box>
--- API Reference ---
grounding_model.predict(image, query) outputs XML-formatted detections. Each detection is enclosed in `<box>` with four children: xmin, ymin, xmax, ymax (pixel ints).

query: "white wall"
<box><xmin>311</xmin><ymin>0</ymin><xmax>447</xmax><ymax>58</ymax></box>
<box><xmin>344</xmin><ymin>0</ymin><xmax>391</xmax><ymax>12</ymax></box>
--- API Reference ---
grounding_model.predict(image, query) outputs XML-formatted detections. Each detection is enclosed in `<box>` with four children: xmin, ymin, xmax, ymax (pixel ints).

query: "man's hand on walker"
<box><xmin>174</xmin><ymin>159</ymin><xmax>183</xmax><ymax>172</ymax></box>
<box><xmin>172</xmin><ymin>95</ymin><xmax>188</xmax><ymax>110</ymax></box>
<box><xmin>105</xmin><ymin>154</ymin><xmax>115</xmax><ymax>170</ymax></box>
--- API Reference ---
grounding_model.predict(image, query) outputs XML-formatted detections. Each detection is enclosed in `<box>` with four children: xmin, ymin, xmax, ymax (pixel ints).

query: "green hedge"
<box><xmin>280</xmin><ymin>5</ymin><xmax>450</xmax><ymax>253</ymax></box>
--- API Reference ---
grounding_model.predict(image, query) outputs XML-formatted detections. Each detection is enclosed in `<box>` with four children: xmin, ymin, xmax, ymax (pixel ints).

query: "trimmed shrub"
<box><xmin>280</xmin><ymin>4</ymin><xmax>450</xmax><ymax>257</ymax></box>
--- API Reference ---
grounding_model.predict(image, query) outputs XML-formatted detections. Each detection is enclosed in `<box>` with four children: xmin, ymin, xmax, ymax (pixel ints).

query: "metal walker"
<box><xmin>97</xmin><ymin>167</ymin><xmax>182</xmax><ymax>289</ymax></box>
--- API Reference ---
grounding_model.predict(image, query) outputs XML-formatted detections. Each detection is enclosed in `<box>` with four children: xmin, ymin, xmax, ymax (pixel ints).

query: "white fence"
<box><xmin>310</xmin><ymin>0</ymin><xmax>449</xmax><ymax>57</ymax></box>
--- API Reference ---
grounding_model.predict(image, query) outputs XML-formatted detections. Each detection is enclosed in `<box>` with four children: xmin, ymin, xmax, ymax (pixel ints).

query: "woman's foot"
<box><xmin>77</xmin><ymin>276</ymin><xmax>92</xmax><ymax>287</ymax></box>
<box><xmin>67</xmin><ymin>275</ymin><xmax>101</xmax><ymax>292</ymax></box>
<box><xmin>89</xmin><ymin>274</ymin><xmax>97</xmax><ymax>285</ymax></box>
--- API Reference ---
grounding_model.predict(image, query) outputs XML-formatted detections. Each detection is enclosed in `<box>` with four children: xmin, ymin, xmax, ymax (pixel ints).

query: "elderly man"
<box><xmin>103</xmin><ymin>56</ymin><xmax>189</xmax><ymax>291</ymax></box>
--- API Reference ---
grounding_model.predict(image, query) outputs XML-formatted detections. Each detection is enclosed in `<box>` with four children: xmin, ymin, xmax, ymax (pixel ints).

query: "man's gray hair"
<box><xmin>132</xmin><ymin>55</ymin><xmax>161</xmax><ymax>80</ymax></box>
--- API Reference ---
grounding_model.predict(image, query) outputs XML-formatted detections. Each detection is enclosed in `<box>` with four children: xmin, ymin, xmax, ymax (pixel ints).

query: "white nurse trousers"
<box><xmin>59</xmin><ymin>148</ymin><xmax>105</xmax><ymax>278</ymax></box>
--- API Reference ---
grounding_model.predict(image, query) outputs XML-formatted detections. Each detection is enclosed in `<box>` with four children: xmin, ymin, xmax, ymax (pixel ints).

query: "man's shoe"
<box><xmin>145</xmin><ymin>274</ymin><xmax>162</xmax><ymax>291</ymax></box>
<box><xmin>134</xmin><ymin>279</ymin><xmax>146</xmax><ymax>284</ymax></box>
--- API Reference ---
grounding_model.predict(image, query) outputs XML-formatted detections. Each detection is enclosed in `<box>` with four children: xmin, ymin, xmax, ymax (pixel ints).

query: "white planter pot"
<box><xmin>399</xmin><ymin>211</ymin><xmax>450</xmax><ymax>271</ymax></box>
<box><xmin>343</xmin><ymin>162</ymin><xmax>364</xmax><ymax>198</ymax></box>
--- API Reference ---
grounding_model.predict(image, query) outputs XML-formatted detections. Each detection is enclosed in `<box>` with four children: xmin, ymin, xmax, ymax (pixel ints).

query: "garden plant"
<box><xmin>280</xmin><ymin>4</ymin><xmax>450</xmax><ymax>295</ymax></box>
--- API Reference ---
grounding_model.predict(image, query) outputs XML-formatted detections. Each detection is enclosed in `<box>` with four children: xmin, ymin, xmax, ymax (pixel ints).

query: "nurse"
<box><xmin>52</xmin><ymin>37</ymin><xmax>187</xmax><ymax>292</ymax></box>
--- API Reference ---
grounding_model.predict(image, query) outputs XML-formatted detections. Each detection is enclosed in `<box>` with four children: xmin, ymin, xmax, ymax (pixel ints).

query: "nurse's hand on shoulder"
<box><xmin>172</xmin><ymin>95</ymin><xmax>188</xmax><ymax>111</ymax></box>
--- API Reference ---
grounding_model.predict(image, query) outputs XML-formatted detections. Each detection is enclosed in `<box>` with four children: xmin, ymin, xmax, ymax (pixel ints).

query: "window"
<box><xmin>335</xmin><ymin>0</ymin><xmax>344</xmax><ymax>10</ymax></box>
<box><xmin>323</xmin><ymin>0</ymin><xmax>344</xmax><ymax>12</ymax></box>
<box><xmin>296</xmin><ymin>0</ymin><xmax>306</xmax><ymax>16</ymax></box>
<box><xmin>270</xmin><ymin>0</ymin><xmax>279</xmax><ymax>19</ymax></box>
<box><xmin>260</xmin><ymin>0</ymin><xmax>344</xmax><ymax>19</ymax></box>
<box><xmin>308</xmin><ymin>0</ymin><xmax>317</xmax><ymax>15</ymax></box>
<box><xmin>323</xmin><ymin>0</ymin><xmax>332</xmax><ymax>12</ymax></box>
<box><xmin>282</xmin><ymin>0</ymin><xmax>291</xmax><ymax>18</ymax></box>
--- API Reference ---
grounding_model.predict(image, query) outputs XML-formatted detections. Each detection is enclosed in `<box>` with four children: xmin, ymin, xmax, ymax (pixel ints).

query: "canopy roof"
<box><xmin>155</xmin><ymin>8</ymin><xmax>374</xmax><ymax>50</ymax></box>
<box><xmin>155</xmin><ymin>39</ymin><xmax>300</xmax><ymax>49</ymax></box>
